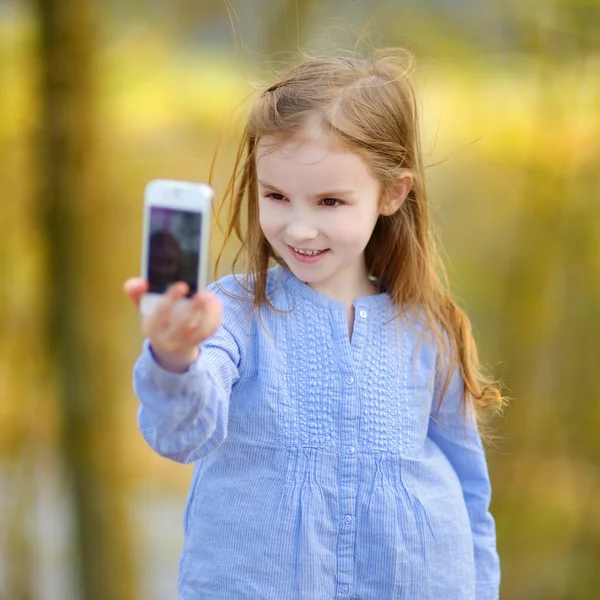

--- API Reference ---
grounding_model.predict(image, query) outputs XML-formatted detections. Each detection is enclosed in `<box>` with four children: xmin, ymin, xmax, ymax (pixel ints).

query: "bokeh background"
<box><xmin>1</xmin><ymin>0</ymin><xmax>599</xmax><ymax>598</ymax></box>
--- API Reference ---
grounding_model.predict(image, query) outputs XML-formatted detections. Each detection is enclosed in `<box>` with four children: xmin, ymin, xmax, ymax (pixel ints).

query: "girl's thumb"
<box><xmin>123</xmin><ymin>278</ymin><xmax>148</xmax><ymax>309</ymax></box>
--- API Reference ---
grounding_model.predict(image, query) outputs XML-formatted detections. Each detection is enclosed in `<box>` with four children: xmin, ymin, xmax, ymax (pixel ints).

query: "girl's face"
<box><xmin>257</xmin><ymin>128</ymin><xmax>383</xmax><ymax>300</ymax></box>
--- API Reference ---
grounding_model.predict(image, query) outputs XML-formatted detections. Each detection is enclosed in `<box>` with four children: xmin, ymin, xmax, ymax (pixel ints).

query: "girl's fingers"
<box><xmin>137</xmin><ymin>285</ymin><xmax>221</xmax><ymax>356</ymax></box>
<box><xmin>168</xmin><ymin>297</ymin><xmax>202</xmax><ymax>339</ymax></box>
<box><xmin>171</xmin><ymin>292</ymin><xmax>223</xmax><ymax>343</ymax></box>
<box><xmin>144</xmin><ymin>282</ymin><xmax>189</xmax><ymax>337</ymax></box>
<box><xmin>191</xmin><ymin>293</ymin><xmax>223</xmax><ymax>342</ymax></box>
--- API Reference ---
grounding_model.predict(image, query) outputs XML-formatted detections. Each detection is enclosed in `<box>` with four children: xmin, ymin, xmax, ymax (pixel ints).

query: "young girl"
<box><xmin>125</xmin><ymin>50</ymin><xmax>503</xmax><ymax>600</ymax></box>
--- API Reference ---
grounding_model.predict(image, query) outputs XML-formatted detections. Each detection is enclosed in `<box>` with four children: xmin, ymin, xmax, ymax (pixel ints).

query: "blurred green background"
<box><xmin>1</xmin><ymin>0</ymin><xmax>599</xmax><ymax>598</ymax></box>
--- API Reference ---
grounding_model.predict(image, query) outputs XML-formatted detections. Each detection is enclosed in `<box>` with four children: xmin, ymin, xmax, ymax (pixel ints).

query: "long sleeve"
<box><xmin>133</xmin><ymin>281</ymin><xmax>246</xmax><ymax>464</ymax></box>
<box><xmin>427</xmin><ymin>363</ymin><xmax>500</xmax><ymax>600</ymax></box>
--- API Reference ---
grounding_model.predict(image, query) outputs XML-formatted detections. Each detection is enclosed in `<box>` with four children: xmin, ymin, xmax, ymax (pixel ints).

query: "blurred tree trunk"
<box><xmin>34</xmin><ymin>1</ymin><xmax>135</xmax><ymax>599</ymax></box>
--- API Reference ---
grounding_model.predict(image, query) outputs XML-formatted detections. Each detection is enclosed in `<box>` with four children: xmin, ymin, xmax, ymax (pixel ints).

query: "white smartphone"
<box><xmin>140</xmin><ymin>179</ymin><xmax>213</xmax><ymax>316</ymax></box>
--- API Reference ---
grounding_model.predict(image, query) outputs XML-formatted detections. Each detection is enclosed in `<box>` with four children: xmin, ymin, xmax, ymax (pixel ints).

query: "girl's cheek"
<box><xmin>258</xmin><ymin>205</ymin><xmax>273</xmax><ymax>230</ymax></box>
<box><xmin>329</xmin><ymin>215</ymin><xmax>372</xmax><ymax>240</ymax></box>
<box><xmin>259</xmin><ymin>213</ymin><xmax>281</xmax><ymax>244</ymax></box>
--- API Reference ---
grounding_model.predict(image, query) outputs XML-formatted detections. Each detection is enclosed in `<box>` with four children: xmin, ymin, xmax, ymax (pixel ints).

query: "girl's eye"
<box><xmin>266</xmin><ymin>192</ymin><xmax>286</xmax><ymax>201</ymax></box>
<box><xmin>320</xmin><ymin>197</ymin><xmax>343</xmax><ymax>208</ymax></box>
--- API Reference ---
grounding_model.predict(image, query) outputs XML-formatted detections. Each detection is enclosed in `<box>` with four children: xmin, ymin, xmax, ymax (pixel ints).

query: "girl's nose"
<box><xmin>286</xmin><ymin>222</ymin><xmax>318</xmax><ymax>242</ymax></box>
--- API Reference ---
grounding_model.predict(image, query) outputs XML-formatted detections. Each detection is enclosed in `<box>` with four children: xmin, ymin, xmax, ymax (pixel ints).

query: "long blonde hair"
<box><xmin>214</xmin><ymin>49</ymin><xmax>505</xmax><ymax>423</ymax></box>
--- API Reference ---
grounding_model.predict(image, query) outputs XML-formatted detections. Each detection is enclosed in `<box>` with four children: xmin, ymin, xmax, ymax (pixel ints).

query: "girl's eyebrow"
<box><xmin>258</xmin><ymin>179</ymin><xmax>355</xmax><ymax>198</ymax></box>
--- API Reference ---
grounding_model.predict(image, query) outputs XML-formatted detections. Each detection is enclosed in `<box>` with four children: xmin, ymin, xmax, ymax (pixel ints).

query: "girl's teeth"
<box><xmin>294</xmin><ymin>248</ymin><xmax>322</xmax><ymax>256</ymax></box>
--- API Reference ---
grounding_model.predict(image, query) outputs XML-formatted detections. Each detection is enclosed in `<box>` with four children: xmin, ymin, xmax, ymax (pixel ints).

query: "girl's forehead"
<box><xmin>256</xmin><ymin>130</ymin><xmax>379</xmax><ymax>194</ymax></box>
<box><xmin>256</xmin><ymin>130</ymin><xmax>364</xmax><ymax>171</ymax></box>
<box><xmin>257</xmin><ymin>129</ymin><xmax>340</xmax><ymax>157</ymax></box>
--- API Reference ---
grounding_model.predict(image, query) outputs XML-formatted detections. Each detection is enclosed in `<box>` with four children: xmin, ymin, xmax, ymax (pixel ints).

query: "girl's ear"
<box><xmin>380</xmin><ymin>172</ymin><xmax>413</xmax><ymax>216</ymax></box>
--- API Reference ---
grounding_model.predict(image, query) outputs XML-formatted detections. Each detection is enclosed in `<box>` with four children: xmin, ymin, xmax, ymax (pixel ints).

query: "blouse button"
<box><xmin>344</xmin><ymin>515</ymin><xmax>353</xmax><ymax>525</ymax></box>
<box><xmin>340</xmin><ymin>585</ymin><xmax>350</xmax><ymax>594</ymax></box>
<box><xmin>347</xmin><ymin>446</ymin><xmax>356</xmax><ymax>455</ymax></box>
<box><xmin>346</xmin><ymin>376</ymin><xmax>355</xmax><ymax>385</ymax></box>
<box><xmin>359</xmin><ymin>309</ymin><xmax>367</xmax><ymax>318</ymax></box>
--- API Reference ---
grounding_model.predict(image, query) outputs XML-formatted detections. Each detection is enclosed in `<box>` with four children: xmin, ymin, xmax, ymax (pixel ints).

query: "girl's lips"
<box><xmin>288</xmin><ymin>245</ymin><xmax>330</xmax><ymax>263</ymax></box>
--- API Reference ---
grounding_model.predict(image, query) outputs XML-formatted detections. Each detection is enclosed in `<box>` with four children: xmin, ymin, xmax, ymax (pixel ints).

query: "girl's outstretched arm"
<box><xmin>132</xmin><ymin>280</ymin><xmax>246</xmax><ymax>464</ymax></box>
<box><xmin>427</xmin><ymin>366</ymin><xmax>500</xmax><ymax>600</ymax></box>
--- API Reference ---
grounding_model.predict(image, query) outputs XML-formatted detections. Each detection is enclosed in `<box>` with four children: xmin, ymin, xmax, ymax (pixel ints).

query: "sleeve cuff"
<box><xmin>138</xmin><ymin>338</ymin><xmax>207</xmax><ymax>398</ymax></box>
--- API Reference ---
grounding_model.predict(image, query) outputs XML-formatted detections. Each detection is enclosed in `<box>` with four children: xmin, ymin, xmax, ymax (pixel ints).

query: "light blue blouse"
<box><xmin>133</xmin><ymin>265</ymin><xmax>500</xmax><ymax>600</ymax></box>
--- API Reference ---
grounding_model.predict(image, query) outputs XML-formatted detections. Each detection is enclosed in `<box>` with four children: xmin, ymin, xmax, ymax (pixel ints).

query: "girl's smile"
<box><xmin>288</xmin><ymin>245</ymin><xmax>330</xmax><ymax>262</ymax></box>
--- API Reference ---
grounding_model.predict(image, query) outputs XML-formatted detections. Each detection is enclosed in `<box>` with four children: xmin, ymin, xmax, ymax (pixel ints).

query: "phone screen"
<box><xmin>146</xmin><ymin>207</ymin><xmax>202</xmax><ymax>296</ymax></box>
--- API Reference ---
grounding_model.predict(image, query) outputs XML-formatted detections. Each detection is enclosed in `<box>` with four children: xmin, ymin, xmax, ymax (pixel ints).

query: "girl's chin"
<box><xmin>287</xmin><ymin>266</ymin><xmax>332</xmax><ymax>286</ymax></box>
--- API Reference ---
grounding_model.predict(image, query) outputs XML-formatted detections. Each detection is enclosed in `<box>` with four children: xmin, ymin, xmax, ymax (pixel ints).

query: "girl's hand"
<box><xmin>123</xmin><ymin>278</ymin><xmax>223</xmax><ymax>373</ymax></box>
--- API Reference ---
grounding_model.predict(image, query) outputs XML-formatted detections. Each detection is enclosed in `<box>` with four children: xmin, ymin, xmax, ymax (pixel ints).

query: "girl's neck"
<box><xmin>306</xmin><ymin>263</ymin><xmax>379</xmax><ymax>309</ymax></box>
